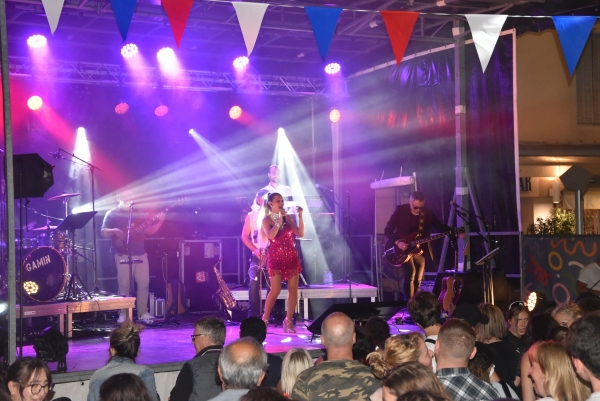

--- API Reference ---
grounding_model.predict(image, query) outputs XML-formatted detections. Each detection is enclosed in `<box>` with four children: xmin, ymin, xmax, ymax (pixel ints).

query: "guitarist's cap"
<box><xmin>451</xmin><ymin>304</ymin><xmax>489</xmax><ymax>327</ymax></box>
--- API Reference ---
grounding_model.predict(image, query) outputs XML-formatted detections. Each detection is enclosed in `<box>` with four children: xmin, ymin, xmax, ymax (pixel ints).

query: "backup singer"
<box><xmin>384</xmin><ymin>191</ymin><xmax>462</xmax><ymax>301</ymax></box>
<box><xmin>252</xmin><ymin>165</ymin><xmax>292</xmax><ymax>211</ymax></box>
<box><xmin>261</xmin><ymin>192</ymin><xmax>304</xmax><ymax>333</ymax></box>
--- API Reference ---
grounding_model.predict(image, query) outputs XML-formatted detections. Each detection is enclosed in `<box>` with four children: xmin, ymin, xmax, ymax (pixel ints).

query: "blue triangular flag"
<box><xmin>552</xmin><ymin>16</ymin><xmax>597</xmax><ymax>76</ymax></box>
<box><xmin>305</xmin><ymin>7</ymin><xmax>343</xmax><ymax>62</ymax></box>
<box><xmin>111</xmin><ymin>0</ymin><xmax>138</xmax><ymax>42</ymax></box>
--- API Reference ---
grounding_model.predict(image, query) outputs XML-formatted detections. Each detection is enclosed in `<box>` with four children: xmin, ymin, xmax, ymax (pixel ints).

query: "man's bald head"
<box><xmin>321</xmin><ymin>312</ymin><xmax>355</xmax><ymax>349</ymax></box>
<box><xmin>219</xmin><ymin>337</ymin><xmax>267</xmax><ymax>389</ymax></box>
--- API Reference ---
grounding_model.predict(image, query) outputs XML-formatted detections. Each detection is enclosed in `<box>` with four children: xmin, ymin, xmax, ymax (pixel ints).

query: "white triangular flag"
<box><xmin>466</xmin><ymin>14</ymin><xmax>508</xmax><ymax>73</ymax></box>
<box><xmin>41</xmin><ymin>0</ymin><xmax>66</xmax><ymax>34</ymax></box>
<box><xmin>232</xmin><ymin>2</ymin><xmax>269</xmax><ymax>56</ymax></box>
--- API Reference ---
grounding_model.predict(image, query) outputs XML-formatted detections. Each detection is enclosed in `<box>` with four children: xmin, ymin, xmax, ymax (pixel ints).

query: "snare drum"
<box><xmin>21</xmin><ymin>247</ymin><xmax>67</xmax><ymax>302</ymax></box>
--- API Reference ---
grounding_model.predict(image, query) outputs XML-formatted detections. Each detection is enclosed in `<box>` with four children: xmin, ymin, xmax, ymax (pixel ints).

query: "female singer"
<box><xmin>260</xmin><ymin>192</ymin><xmax>304</xmax><ymax>333</ymax></box>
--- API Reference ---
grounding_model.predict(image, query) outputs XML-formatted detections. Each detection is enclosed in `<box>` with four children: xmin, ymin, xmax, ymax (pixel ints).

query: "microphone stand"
<box><xmin>56</xmin><ymin>148</ymin><xmax>104</xmax><ymax>293</ymax></box>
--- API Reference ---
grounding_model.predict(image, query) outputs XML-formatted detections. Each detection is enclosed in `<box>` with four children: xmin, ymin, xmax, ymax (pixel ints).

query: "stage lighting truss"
<box><xmin>8</xmin><ymin>56</ymin><xmax>340</xmax><ymax>97</ymax></box>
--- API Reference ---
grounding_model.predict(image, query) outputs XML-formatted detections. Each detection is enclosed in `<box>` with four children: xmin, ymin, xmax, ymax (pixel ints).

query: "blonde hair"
<box><xmin>477</xmin><ymin>304</ymin><xmax>507</xmax><ymax>342</ymax></box>
<box><xmin>281</xmin><ymin>348</ymin><xmax>313</xmax><ymax>395</ymax></box>
<box><xmin>367</xmin><ymin>332</ymin><xmax>423</xmax><ymax>379</ymax></box>
<box><xmin>552</xmin><ymin>302</ymin><xmax>583</xmax><ymax>320</ymax></box>
<box><xmin>529</xmin><ymin>341</ymin><xmax>590</xmax><ymax>401</ymax></box>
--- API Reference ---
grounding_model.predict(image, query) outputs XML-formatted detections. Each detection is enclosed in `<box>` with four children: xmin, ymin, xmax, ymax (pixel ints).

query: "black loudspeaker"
<box><xmin>11</xmin><ymin>153</ymin><xmax>54</xmax><ymax>198</ymax></box>
<box><xmin>181</xmin><ymin>240</ymin><xmax>222</xmax><ymax>312</ymax></box>
<box><xmin>307</xmin><ymin>301</ymin><xmax>405</xmax><ymax>335</ymax></box>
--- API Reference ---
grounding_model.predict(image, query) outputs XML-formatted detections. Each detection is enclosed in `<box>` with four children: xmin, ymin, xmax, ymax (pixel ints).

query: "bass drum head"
<box><xmin>21</xmin><ymin>247</ymin><xmax>67</xmax><ymax>302</ymax></box>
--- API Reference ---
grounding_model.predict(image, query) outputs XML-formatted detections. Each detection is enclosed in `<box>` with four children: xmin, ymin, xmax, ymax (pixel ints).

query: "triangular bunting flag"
<box><xmin>305</xmin><ymin>7</ymin><xmax>343</xmax><ymax>62</ymax></box>
<box><xmin>232</xmin><ymin>2</ymin><xmax>269</xmax><ymax>57</ymax></box>
<box><xmin>380</xmin><ymin>11</ymin><xmax>420</xmax><ymax>65</ymax></box>
<box><xmin>111</xmin><ymin>0</ymin><xmax>138</xmax><ymax>42</ymax></box>
<box><xmin>466</xmin><ymin>14</ymin><xmax>508</xmax><ymax>73</ymax></box>
<box><xmin>41</xmin><ymin>0</ymin><xmax>65</xmax><ymax>35</ymax></box>
<box><xmin>162</xmin><ymin>0</ymin><xmax>194</xmax><ymax>47</ymax></box>
<box><xmin>552</xmin><ymin>16</ymin><xmax>597</xmax><ymax>76</ymax></box>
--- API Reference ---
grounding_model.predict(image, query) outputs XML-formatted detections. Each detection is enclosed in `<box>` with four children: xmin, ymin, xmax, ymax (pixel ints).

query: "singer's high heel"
<box><xmin>283</xmin><ymin>317</ymin><xmax>296</xmax><ymax>333</ymax></box>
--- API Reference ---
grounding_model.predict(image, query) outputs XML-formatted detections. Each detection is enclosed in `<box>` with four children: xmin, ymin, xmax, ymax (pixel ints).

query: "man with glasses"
<box><xmin>385</xmin><ymin>191</ymin><xmax>461</xmax><ymax>301</ymax></box>
<box><xmin>170</xmin><ymin>317</ymin><xmax>226</xmax><ymax>401</ymax></box>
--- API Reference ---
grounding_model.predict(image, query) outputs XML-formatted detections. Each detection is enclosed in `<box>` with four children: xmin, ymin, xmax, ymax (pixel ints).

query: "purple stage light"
<box><xmin>324</xmin><ymin>63</ymin><xmax>341</xmax><ymax>75</ymax></box>
<box><xmin>27</xmin><ymin>96</ymin><xmax>43</xmax><ymax>111</ymax></box>
<box><xmin>121</xmin><ymin>44</ymin><xmax>138</xmax><ymax>59</ymax></box>
<box><xmin>233</xmin><ymin>56</ymin><xmax>249</xmax><ymax>69</ymax></box>
<box><xmin>27</xmin><ymin>34</ymin><xmax>47</xmax><ymax>49</ymax></box>
<box><xmin>155</xmin><ymin>105</ymin><xmax>169</xmax><ymax>117</ymax></box>
<box><xmin>329</xmin><ymin>109</ymin><xmax>341</xmax><ymax>123</ymax></box>
<box><xmin>229</xmin><ymin>106</ymin><xmax>242</xmax><ymax>120</ymax></box>
<box><xmin>115</xmin><ymin>102</ymin><xmax>129</xmax><ymax>114</ymax></box>
<box><xmin>157</xmin><ymin>47</ymin><xmax>175</xmax><ymax>63</ymax></box>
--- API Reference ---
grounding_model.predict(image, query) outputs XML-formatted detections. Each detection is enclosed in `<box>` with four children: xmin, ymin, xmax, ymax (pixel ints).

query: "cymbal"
<box><xmin>47</xmin><ymin>193</ymin><xmax>80</xmax><ymax>201</ymax></box>
<box><xmin>32</xmin><ymin>225</ymin><xmax>58</xmax><ymax>231</ymax></box>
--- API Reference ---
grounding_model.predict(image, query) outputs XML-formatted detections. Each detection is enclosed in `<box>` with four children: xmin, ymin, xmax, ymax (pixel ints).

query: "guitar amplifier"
<box><xmin>179</xmin><ymin>240</ymin><xmax>222</xmax><ymax>312</ymax></box>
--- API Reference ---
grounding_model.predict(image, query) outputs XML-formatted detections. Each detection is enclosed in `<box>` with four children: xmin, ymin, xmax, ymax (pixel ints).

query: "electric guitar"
<box><xmin>438</xmin><ymin>242</ymin><xmax>470</xmax><ymax>312</ymax></box>
<box><xmin>384</xmin><ymin>227</ymin><xmax>465</xmax><ymax>267</ymax></box>
<box><xmin>111</xmin><ymin>197</ymin><xmax>186</xmax><ymax>254</ymax></box>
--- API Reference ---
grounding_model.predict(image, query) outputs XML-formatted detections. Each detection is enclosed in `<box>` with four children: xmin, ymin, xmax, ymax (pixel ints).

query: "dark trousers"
<box><xmin>248</xmin><ymin>254</ymin><xmax>265</xmax><ymax>317</ymax></box>
<box><xmin>402</xmin><ymin>252</ymin><xmax>425</xmax><ymax>301</ymax></box>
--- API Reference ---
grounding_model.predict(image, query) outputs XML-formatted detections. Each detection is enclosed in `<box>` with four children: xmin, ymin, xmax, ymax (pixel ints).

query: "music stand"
<box><xmin>57</xmin><ymin>211</ymin><xmax>97</xmax><ymax>300</ymax></box>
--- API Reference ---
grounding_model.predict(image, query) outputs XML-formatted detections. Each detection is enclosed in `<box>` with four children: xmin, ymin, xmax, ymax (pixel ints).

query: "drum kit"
<box><xmin>14</xmin><ymin>192</ymin><xmax>89</xmax><ymax>303</ymax></box>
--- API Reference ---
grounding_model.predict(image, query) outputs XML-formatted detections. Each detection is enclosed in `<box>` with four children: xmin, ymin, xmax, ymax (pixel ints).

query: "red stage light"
<box><xmin>27</xmin><ymin>96</ymin><xmax>43</xmax><ymax>111</ymax></box>
<box><xmin>115</xmin><ymin>102</ymin><xmax>129</xmax><ymax>115</ymax></box>
<box><xmin>329</xmin><ymin>109</ymin><xmax>341</xmax><ymax>123</ymax></box>
<box><xmin>155</xmin><ymin>105</ymin><xmax>169</xmax><ymax>117</ymax></box>
<box><xmin>229</xmin><ymin>106</ymin><xmax>242</xmax><ymax>120</ymax></box>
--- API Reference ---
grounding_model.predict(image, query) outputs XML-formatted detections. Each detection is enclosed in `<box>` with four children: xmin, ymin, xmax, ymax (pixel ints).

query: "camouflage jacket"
<box><xmin>291</xmin><ymin>359</ymin><xmax>381</xmax><ymax>401</ymax></box>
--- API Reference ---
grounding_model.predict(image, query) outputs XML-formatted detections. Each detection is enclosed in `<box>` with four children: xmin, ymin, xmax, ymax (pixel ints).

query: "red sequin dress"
<box><xmin>267</xmin><ymin>222</ymin><xmax>302</xmax><ymax>281</ymax></box>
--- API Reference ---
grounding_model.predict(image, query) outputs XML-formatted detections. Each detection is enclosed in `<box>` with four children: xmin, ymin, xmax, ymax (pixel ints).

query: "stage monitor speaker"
<box><xmin>11</xmin><ymin>153</ymin><xmax>54</xmax><ymax>198</ymax></box>
<box><xmin>307</xmin><ymin>301</ymin><xmax>405</xmax><ymax>335</ymax></box>
<box><xmin>180</xmin><ymin>240</ymin><xmax>222</xmax><ymax>312</ymax></box>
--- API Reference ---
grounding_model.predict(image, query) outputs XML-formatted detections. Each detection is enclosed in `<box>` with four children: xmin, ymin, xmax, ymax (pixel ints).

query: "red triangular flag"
<box><xmin>380</xmin><ymin>11</ymin><xmax>420</xmax><ymax>65</ymax></box>
<box><xmin>162</xmin><ymin>0</ymin><xmax>194</xmax><ymax>47</ymax></box>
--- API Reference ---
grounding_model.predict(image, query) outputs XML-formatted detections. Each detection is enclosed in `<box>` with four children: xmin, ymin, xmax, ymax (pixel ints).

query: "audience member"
<box><xmin>380</xmin><ymin>361</ymin><xmax>451</xmax><ymax>401</ymax></box>
<box><xmin>209</xmin><ymin>337</ymin><xmax>268</xmax><ymax>401</ymax></box>
<box><xmin>397</xmin><ymin>390</ymin><xmax>452</xmax><ymax>401</ymax></box>
<box><xmin>5</xmin><ymin>357</ymin><xmax>51</xmax><ymax>401</ymax></box>
<box><xmin>546</xmin><ymin>326</ymin><xmax>569</xmax><ymax>343</ymax></box>
<box><xmin>354</xmin><ymin>326</ymin><xmax>376</xmax><ymax>365</ymax></box>
<box><xmin>477</xmin><ymin>304</ymin><xmax>519</xmax><ymax>389</ymax></box>
<box><xmin>467</xmin><ymin>342</ymin><xmax>519</xmax><ymax>400</ymax></box>
<box><xmin>281</xmin><ymin>348</ymin><xmax>313</xmax><ymax>396</ymax></box>
<box><xmin>170</xmin><ymin>316</ymin><xmax>226</xmax><ymax>401</ymax></box>
<box><xmin>365</xmin><ymin>317</ymin><xmax>391</xmax><ymax>351</ymax></box>
<box><xmin>368</xmin><ymin>332</ymin><xmax>433</xmax><ymax>379</ymax></box>
<box><xmin>551</xmin><ymin>302</ymin><xmax>583</xmax><ymax>327</ymax></box>
<box><xmin>407</xmin><ymin>291</ymin><xmax>442</xmax><ymax>370</ymax></box>
<box><xmin>434</xmin><ymin>318</ymin><xmax>498</xmax><ymax>401</ymax></box>
<box><xmin>88</xmin><ymin>322</ymin><xmax>157</xmax><ymax>401</ymax></box>
<box><xmin>240</xmin><ymin>317</ymin><xmax>282</xmax><ymax>388</ymax></box>
<box><xmin>520</xmin><ymin>313</ymin><xmax>559</xmax><ymax>401</ymax></box>
<box><xmin>528</xmin><ymin>340</ymin><xmax>589</xmax><ymax>401</ymax></box>
<box><xmin>566</xmin><ymin>311</ymin><xmax>600</xmax><ymax>401</ymax></box>
<box><xmin>451</xmin><ymin>303</ymin><xmax>489</xmax><ymax>335</ymax></box>
<box><xmin>99</xmin><ymin>373</ymin><xmax>151</xmax><ymax>401</ymax></box>
<box><xmin>239</xmin><ymin>386</ymin><xmax>289</xmax><ymax>401</ymax></box>
<box><xmin>504</xmin><ymin>301</ymin><xmax>529</xmax><ymax>354</ymax></box>
<box><xmin>292</xmin><ymin>312</ymin><xmax>380</xmax><ymax>401</ymax></box>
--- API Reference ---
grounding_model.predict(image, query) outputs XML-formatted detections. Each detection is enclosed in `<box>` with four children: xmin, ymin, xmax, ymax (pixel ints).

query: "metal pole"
<box><xmin>575</xmin><ymin>189</ymin><xmax>583</xmax><ymax>234</ymax></box>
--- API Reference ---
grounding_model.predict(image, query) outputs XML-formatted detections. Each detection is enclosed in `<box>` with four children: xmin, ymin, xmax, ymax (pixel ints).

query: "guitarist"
<box><xmin>101</xmin><ymin>190</ymin><xmax>165</xmax><ymax>324</ymax></box>
<box><xmin>384</xmin><ymin>191</ymin><xmax>465</xmax><ymax>300</ymax></box>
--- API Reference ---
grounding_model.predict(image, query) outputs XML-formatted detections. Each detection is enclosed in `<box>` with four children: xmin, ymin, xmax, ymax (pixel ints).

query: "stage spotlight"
<box><xmin>329</xmin><ymin>109</ymin><xmax>341</xmax><ymax>123</ymax></box>
<box><xmin>33</xmin><ymin>326</ymin><xmax>69</xmax><ymax>372</ymax></box>
<box><xmin>115</xmin><ymin>102</ymin><xmax>129</xmax><ymax>115</ymax></box>
<box><xmin>229</xmin><ymin>106</ymin><xmax>242</xmax><ymax>120</ymax></box>
<box><xmin>157</xmin><ymin>47</ymin><xmax>175</xmax><ymax>63</ymax></box>
<box><xmin>233</xmin><ymin>56</ymin><xmax>249</xmax><ymax>69</ymax></box>
<box><xmin>27</xmin><ymin>34</ymin><xmax>47</xmax><ymax>49</ymax></box>
<box><xmin>155</xmin><ymin>105</ymin><xmax>169</xmax><ymax>117</ymax></box>
<box><xmin>27</xmin><ymin>96</ymin><xmax>43</xmax><ymax>111</ymax></box>
<box><xmin>527</xmin><ymin>291</ymin><xmax>547</xmax><ymax>314</ymax></box>
<box><xmin>121</xmin><ymin>43</ymin><xmax>138</xmax><ymax>59</ymax></box>
<box><xmin>325</xmin><ymin>62</ymin><xmax>341</xmax><ymax>75</ymax></box>
<box><xmin>277</xmin><ymin>127</ymin><xmax>285</xmax><ymax>135</ymax></box>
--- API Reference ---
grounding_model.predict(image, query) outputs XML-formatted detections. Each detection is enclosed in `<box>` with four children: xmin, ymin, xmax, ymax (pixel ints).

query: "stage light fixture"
<box><xmin>329</xmin><ymin>109</ymin><xmax>341</xmax><ymax>123</ymax></box>
<box><xmin>229</xmin><ymin>106</ymin><xmax>242</xmax><ymax>120</ymax></box>
<box><xmin>527</xmin><ymin>291</ymin><xmax>547</xmax><ymax>314</ymax></box>
<box><xmin>34</xmin><ymin>326</ymin><xmax>69</xmax><ymax>372</ymax></box>
<box><xmin>27</xmin><ymin>34</ymin><xmax>47</xmax><ymax>48</ymax></box>
<box><xmin>121</xmin><ymin>43</ymin><xmax>138</xmax><ymax>59</ymax></box>
<box><xmin>115</xmin><ymin>102</ymin><xmax>129</xmax><ymax>115</ymax></box>
<box><xmin>325</xmin><ymin>63</ymin><xmax>341</xmax><ymax>75</ymax></box>
<box><xmin>155</xmin><ymin>105</ymin><xmax>169</xmax><ymax>117</ymax></box>
<box><xmin>27</xmin><ymin>96</ymin><xmax>43</xmax><ymax>111</ymax></box>
<box><xmin>157</xmin><ymin>47</ymin><xmax>175</xmax><ymax>63</ymax></box>
<box><xmin>277</xmin><ymin>128</ymin><xmax>285</xmax><ymax>135</ymax></box>
<box><xmin>233</xmin><ymin>56</ymin><xmax>249</xmax><ymax>69</ymax></box>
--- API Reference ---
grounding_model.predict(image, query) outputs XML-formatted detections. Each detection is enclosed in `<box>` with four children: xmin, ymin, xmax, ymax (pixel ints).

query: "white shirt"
<box><xmin>588</xmin><ymin>391</ymin><xmax>600</xmax><ymax>401</ymax></box>
<box><xmin>578</xmin><ymin>262</ymin><xmax>600</xmax><ymax>291</ymax></box>
<box><xmin>251</xmin><ymin>183</ymin><xmax>293</xmax><ymax>210</ymax></box>
<box><xmin>425</xmin><ymin>334</ymin><xmax>438</xmax><ymax>372</ymax></box>
<box><xmin>246</xmin><ymin>209</ymin><xmax>268</xmax><ymax>249</ymax></box>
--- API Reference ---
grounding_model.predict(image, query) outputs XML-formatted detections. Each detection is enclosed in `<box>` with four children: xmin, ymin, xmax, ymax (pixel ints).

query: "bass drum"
<box><xmin>21</xmin><ymin>247</ymin><xmax>67</xmax><ymax>302</ymax></box>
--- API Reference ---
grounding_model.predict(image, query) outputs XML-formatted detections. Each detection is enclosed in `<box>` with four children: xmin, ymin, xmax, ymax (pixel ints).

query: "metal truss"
<box><xmin>8</xmin><ymin>56</ymin><xmax>344</xmax><ymax>97</ymax></box>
